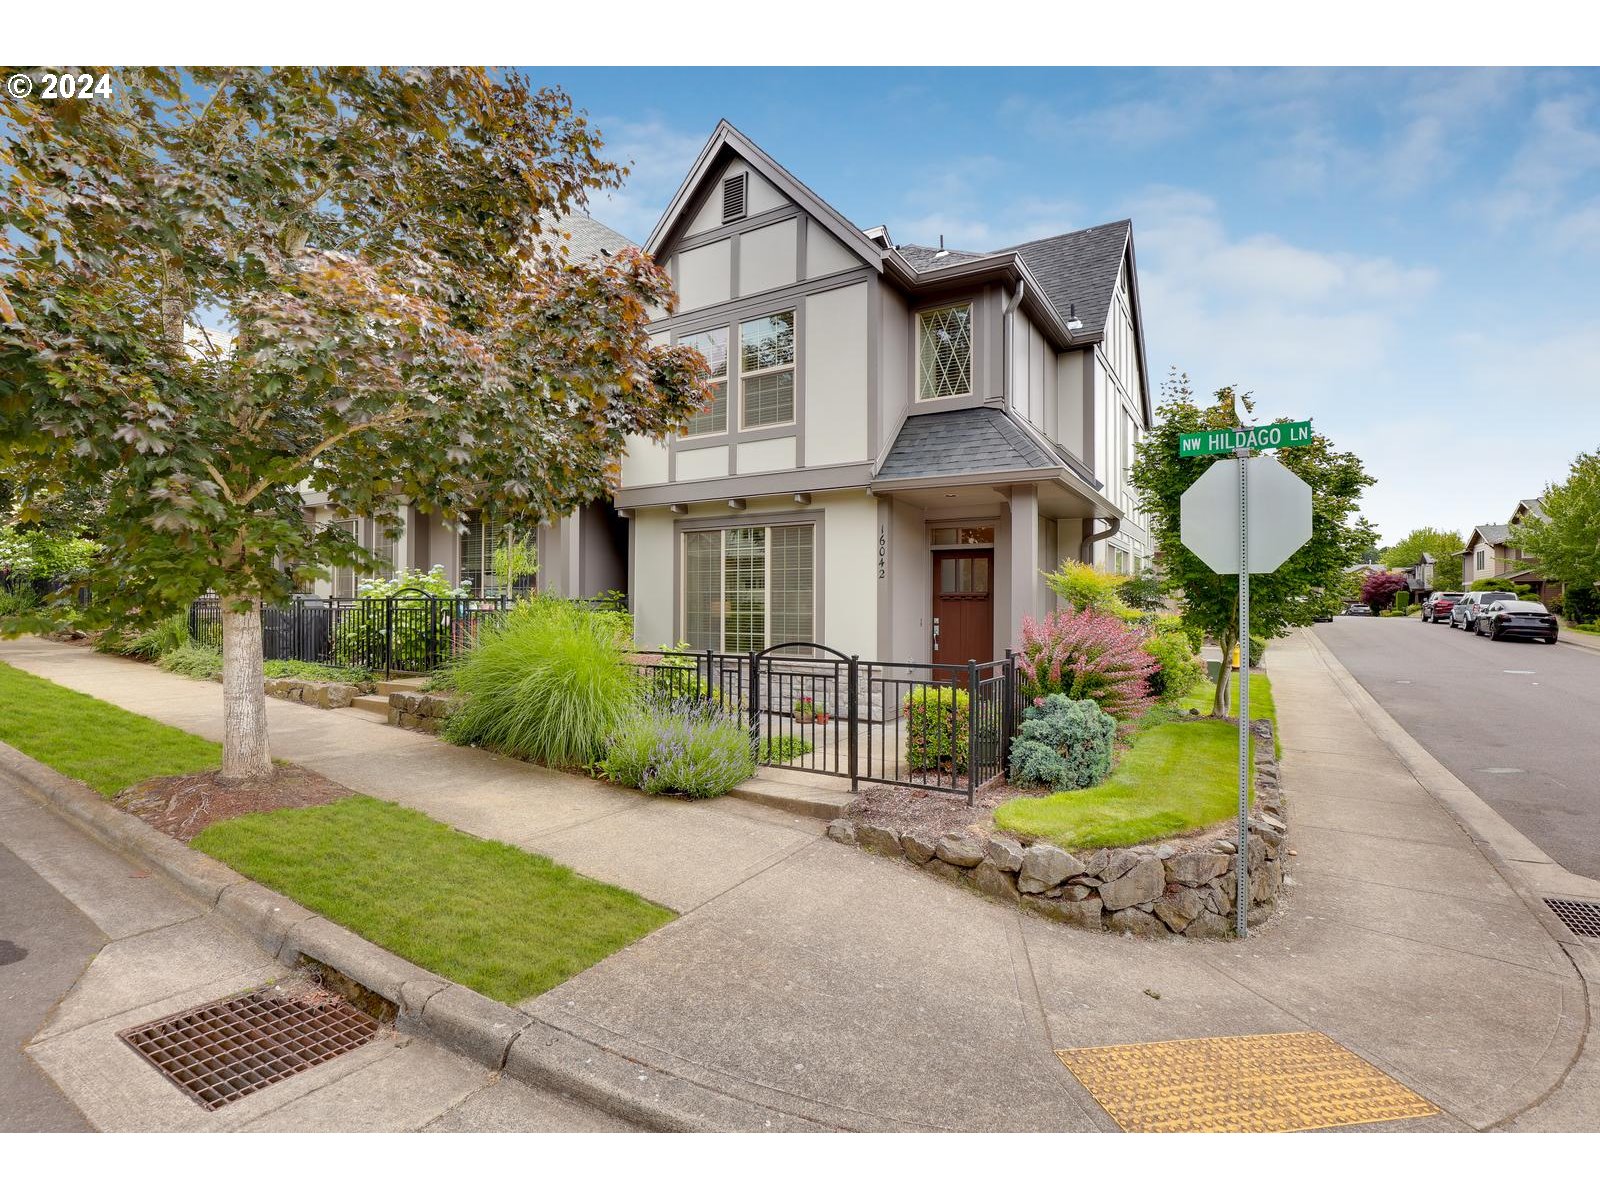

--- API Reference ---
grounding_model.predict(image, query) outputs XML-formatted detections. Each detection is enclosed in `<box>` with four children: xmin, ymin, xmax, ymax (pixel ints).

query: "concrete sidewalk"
<box><xmin>0</xmin><ymin>769</ymin><xmax>629</xmax><ymax>1132</ymax></box>
<box><xmin>1</xmin><ymin>634</ymin><xmax>1592</xmax><ymax>1130</ymax></box>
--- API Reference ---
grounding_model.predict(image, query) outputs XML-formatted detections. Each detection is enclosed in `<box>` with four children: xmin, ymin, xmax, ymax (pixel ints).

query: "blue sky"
<box><xmin>534</xmin><ymin>66</ymin><xmax>1600</xmax><ymax>544</ymax></box>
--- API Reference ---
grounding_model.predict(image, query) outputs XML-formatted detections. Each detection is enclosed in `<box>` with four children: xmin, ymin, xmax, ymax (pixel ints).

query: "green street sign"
<box><xmin>1178</xmin><ymin>420</ymin><xmax>1313</xmax><ymax>458</ymax></box>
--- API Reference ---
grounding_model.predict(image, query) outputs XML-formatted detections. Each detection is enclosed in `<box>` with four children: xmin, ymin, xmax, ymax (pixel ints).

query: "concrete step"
<box><xmin>728</xmin><ymin>772</ymin><xmax>853</xmax><ymax>821</ymax></box>
<box><xmin>351</xmin><ymin>694</ymin><xmax>392</xmax><ymax>717</ymax></box>
<box><xmin>376</xmin><ymin>677</ymin><xmax>429</xmax><ymax>696</ymax></box>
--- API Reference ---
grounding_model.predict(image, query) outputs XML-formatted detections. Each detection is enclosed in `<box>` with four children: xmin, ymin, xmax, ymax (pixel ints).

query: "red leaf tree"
<box><xmin>1360</xmin><ymin>571</ymin><xmax>1409</xmax><ymax>613</ymax></box>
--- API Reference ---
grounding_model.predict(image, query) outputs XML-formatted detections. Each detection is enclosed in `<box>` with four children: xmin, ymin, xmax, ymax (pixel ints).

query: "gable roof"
<box><xmin>645</xmin><ymin>120</ymin><xmax>885</xmax><ymax>270</ymax></box>
<box><xmin>877</xmin><ymin>407</ymin><xmax>1058</xmax><ymax>481</ymax></box>
<box><xmin>1458</xmin><ymin>524</ymin><xmax>1511</xmax><ymax>554</ymax></box>
<box><xmin>1001</xmin><ymin>221</ymin><xmax>1133</xmax><ymax>343</ymax></box>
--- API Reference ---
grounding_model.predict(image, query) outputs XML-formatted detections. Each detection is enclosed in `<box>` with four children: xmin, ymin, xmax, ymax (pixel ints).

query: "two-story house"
<box><xmin>615</xmin><ymin>121</ymin><xmax>1153</xmax><ymax>665</ymax></box>
<box><xmin>1457</xmin><ymin>498</ymin><xmax>1562</xmax><ymax>605</ymax></box>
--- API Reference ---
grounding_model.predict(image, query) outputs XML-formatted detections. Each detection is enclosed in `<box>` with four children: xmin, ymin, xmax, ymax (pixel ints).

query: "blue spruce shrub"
<box><xmin>1007</xmin><ymin>694</ymin><xmax>1116</xmax><ymax>790</ymax></box>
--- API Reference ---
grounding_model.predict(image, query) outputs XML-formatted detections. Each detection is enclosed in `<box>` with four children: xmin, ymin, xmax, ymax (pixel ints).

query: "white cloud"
<box><xmin>1131</xmin><ymin>189</ymin><xmax>1437</xmax><ymax>398</ymax></box>
<box><xmin>1483</xmin><ymin>92</ymin><xmax>1600</xmax><ymax>228</ymax></box>
<box><xmin>583</xmin><ymin>115</ymin><xmax>709</xmax><ymax>243</ymax></box>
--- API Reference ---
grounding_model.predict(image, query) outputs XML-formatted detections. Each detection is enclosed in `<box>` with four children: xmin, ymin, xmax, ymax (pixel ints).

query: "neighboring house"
<box><xmin>297</xmin><ymin>212</ymin><xmax>634</xmax><ymax>601</ymax></box>
<box><xmin>1455</xmin><ymin>498</ymin><xmax>1562</xmax><ymax>605</ymax></box>
<box><xmin>615</xmin><ymin>120</ymin><xmax>1154</xmax><ymax>664</ymax></box>
<box><xmin>1398</xmin><ymin>552</ymin><xmax>1435</xmax><ymax>595</ymax></box>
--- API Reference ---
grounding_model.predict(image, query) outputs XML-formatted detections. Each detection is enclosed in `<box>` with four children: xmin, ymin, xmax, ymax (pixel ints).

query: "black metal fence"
<box><xmin>190</xmin><ymin>591</ymin><xmax>550</xmax><ymax>677</ymax></box>
<box><xmin>627</xmin><ymin>643</ymin><xmax>1025</xmax><ymax>800</ymax></box>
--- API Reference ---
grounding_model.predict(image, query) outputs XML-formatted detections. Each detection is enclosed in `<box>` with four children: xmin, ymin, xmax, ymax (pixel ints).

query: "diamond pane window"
<box><xmin>918</xmin><ymin>303</ymin><xmax>973</xmax><ymax>400</ymax></box>
<box><xmin>681</xmin><ymin>329</ymin><xmax>728</xmax><ymax>437</ymax></box>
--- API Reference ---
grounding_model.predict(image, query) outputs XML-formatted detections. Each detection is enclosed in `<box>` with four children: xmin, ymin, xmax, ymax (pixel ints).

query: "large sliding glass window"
<box><xmin>681</xmin><ymin>524</ymin><xmax>815</xmax><ymax>652</ymax></box>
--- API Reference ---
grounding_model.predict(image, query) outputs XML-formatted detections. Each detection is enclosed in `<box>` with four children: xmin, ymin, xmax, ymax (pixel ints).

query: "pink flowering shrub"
<box><xmin>1015</xmin><ymin>608</ymin><xmax>1160</xmax><ymax>722</ymax></box>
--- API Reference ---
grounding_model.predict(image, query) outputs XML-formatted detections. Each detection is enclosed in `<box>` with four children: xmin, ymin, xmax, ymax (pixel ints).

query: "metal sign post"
<box><xmin>1178</xmin><ymin>425</ymin><xmax>1313</xmax><ymax>939</ymax></box>
<box><xmin>1235</xmin><ymin>446</ymin><xmax>1250</xmax><ymax>937</ymax></box>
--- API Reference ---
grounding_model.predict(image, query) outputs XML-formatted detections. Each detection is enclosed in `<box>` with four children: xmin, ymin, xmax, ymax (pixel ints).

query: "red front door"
<box><xmin>932</xmin><ymin>549</ymin><xmax>994</xmax><ymax>667</ymax></box>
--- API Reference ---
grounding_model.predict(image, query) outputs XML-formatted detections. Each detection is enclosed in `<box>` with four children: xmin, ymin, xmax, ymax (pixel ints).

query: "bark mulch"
<box><xmin>113</xmin><ymin>763</ymin><xmax>354</xmax><ymax>842</ymax></box>
<box><xmin>845</xmin><ymin>777</ymin><xmax>1044</xmax><ymax>842</ymax></box>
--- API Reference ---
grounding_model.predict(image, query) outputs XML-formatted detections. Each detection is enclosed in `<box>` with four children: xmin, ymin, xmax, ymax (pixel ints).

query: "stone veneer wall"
<box><xmin>386</xmin><ymin>691</ymin><xmax>458</xmax><ymax>734</ymax></box>
<box><xmin>263</xmin><ymin>677</ymin><xmax>376</xmax><ymax>709</ymax></box>
<box><xmin>826</xmin><ymin>719</ymin><xmax>1285</xmax><ymax>938</ymax></box>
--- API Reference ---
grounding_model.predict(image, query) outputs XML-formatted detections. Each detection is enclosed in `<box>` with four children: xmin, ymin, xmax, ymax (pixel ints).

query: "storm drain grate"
<box><xmin>118</xmin><ymin>981</ymin><xmax>379</xmax><ymax>1110</ymax></box>
<box><xmin>1545</xmin><ymin>898</ymin><xmax>1600</xmax><ymax>939</ymax></box>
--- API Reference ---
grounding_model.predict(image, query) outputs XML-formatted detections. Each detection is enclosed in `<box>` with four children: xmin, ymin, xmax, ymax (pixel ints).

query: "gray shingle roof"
<box><xmin>1467</xmin><ymin>524</ymin><xmax>1511</xmax><ymax>548</ymax></box>
<box><xmin>877</xmin><ymin>408</ymin><xmax>1058</xmax><ymax>481</ymax></box>
<box><xmin>550</xmin><ymin>211</ymin><xmax>633</xmax><ymax>259</ymax></box>
<box><xmin>893</xmin><ymin>243</ymin><xmax>991</xmax><ymax>271</ymax></box>
<box><xmin>1001</xmin><ymin>220</ymin><xmax>1132</xmax><ymax>342</ymax></box>
<box><xmin>892</xmin><ymin>221</ymin><xmax>1133</xmax><ymax>344</ymax></box>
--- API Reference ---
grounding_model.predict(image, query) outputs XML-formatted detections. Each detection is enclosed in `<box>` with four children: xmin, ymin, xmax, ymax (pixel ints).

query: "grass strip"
<box><xmin>0</xmin><ymin>660</ymin><xmax>220</xmax><ymax>794</ymax></box>
<box><xmin>194</xmin><ymin>796</ymin><xmax>674</xmax><ymax>1002</ymax></box>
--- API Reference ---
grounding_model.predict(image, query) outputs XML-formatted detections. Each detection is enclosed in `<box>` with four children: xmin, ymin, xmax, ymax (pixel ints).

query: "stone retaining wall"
<box><xmin>263</xmin><ymin>677</ymin><xmax>375</xmax><ymax>709</ymax></box>
<box><xmin>827</xmin><ymin>719</ymin><xmax>1285</xmax><ymax>938</ymax></box>
<box><xmin>387</xmin><ymin>691</ymin><xmax>458</xmax><ymax>734</ymax></box>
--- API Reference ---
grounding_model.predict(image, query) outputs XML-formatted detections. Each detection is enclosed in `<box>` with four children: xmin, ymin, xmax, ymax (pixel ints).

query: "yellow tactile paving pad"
<box><xmin>1055</xmin><ymin>1031</ymin><xmax>1439</xmax><ymax>1132</ymax></box>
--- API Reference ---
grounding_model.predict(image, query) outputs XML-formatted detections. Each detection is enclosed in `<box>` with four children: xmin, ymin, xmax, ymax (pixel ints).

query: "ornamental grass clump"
<box><xmin>1016</xmin><ymin>607</ymin><xmax>1159</xmax><ymax>722</ymax></box>
<box><xmin>442</xmin><ymin>596</ymin><xmax>639</xmax><ymax>767</ymax></box>
<box><xmin>601</xmin><ymin>701</ymin><xmax>756</xmax><ymax>799</ymax></box>
<box><xmin>1008</xmin><ymin>694</ymin><xmax>1116</xmax><ymax>790</ymax></box>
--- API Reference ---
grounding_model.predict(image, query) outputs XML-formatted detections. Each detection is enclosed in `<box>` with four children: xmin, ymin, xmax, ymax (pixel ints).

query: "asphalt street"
<box><xmin>1313</xmin><ymin>614</ymin><xmax>1600</xmax><ymax>881</ymax></box>
<box><xmin>0</xmin><ymin>841</ymin><xmax>100</xmax><ymax>1131</ymax></box>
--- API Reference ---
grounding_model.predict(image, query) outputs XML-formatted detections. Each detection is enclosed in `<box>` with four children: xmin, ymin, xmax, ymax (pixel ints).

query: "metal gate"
<box><xmin>745</xmin><ymin>643</ymin><xmax>1019</xmax><ymax>801</ymax></box>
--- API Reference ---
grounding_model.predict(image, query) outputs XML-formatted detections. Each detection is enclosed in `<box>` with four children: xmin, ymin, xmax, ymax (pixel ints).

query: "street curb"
<box><xmin>0</xmin><ymin>743</ymin><xmax>819</xmax><ymax>1132</ymax></box>
<box><xmin>1300</xmin><ymin>629</ymin><xmax>1595</xmax><ymax>1126</ymax></box>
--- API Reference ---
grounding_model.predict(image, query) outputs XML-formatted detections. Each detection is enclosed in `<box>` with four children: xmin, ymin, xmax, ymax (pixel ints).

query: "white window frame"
<box><xmin>916</xmin><ymin>301</ymin><xmax>974</xmax><ymax>402</ymax></box>
<box><xmin>738</xmin><ymin>310</ymin><xmax>797</xmax><ymax>431</ymax></box>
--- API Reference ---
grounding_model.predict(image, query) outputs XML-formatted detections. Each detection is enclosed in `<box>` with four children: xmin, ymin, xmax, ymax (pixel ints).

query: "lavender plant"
<box><xmin>601</xmin><ymin>701</ymin><xmax>756</xmax><ymax>799</ymax></box>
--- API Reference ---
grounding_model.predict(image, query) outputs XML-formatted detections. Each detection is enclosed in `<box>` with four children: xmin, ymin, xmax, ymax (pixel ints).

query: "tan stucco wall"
<box><xmin>738</xmin><ymin>217</ymin><xmax>798</xmax><ymax>296</ymax></box>
<box><xmin>676</xmin><ymin>239</ymin><xmax>732</xmax><ymax>311</ymax></box>
<box><xmin>803</xmin><ymin>281</ymin><xmax>870</xmax><ymax>466</ymax></box>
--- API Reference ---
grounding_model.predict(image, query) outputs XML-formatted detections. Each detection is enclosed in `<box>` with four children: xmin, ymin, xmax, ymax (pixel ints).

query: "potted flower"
<box><xmin>793</xmin><ymin>695</ymin><xmax>822</xmax><ymax>724</ymax></box>
<box><xmin>814</xmin><ymin>710</ymin><xmax>830</xmax><ymax>726</ymax></box>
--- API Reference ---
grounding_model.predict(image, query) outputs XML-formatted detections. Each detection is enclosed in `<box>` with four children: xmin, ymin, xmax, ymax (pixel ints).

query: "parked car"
<box><xmin>1477</xmin><ymin>599</ymin><xmax>1559</xmax><ymax>643</ymax></box>
<box><xmin>1345</xmin><ymin>603</ymin><xmax>1372</xmax><ymax>616</ymax></box>
<box><xmin>1420</xmin><ymin>591</ymin><xmax>1464</xmax><ymax>623</ymax></box>
<box><xmin>1450</xmin><ymin>590</ymin><xmax>1516</xmax><ymax>632</ymax></box>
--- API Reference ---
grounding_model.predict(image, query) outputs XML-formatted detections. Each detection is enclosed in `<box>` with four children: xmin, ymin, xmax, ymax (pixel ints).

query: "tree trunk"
<box><xmin>1212</xmin><ymin>629</ymin><xmax>1235</xmax><ymax>718</ymax></box>
<box><xmin>219</xmin><ymin>596</ymin><xmax>274</xmax><ymax>782</ymax></box>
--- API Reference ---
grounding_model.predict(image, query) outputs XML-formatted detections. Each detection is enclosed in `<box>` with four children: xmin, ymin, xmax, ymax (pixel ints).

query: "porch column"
<box><xmin>1008</xmin><ymin>484</ymin><xmax>1040</xmax><ymax>653</ymax></box>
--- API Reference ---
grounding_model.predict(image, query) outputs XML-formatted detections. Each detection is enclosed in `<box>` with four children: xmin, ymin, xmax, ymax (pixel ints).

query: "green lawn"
<box><xmin>193</xmin><ymin>796</ymin><xmax>674</xmax><ymax>1003</ymax></box>
<box><xmin>1181</xmin><ymin>671</ymin><xmax>1279</xmax><ymax>756</ymax></box>
<box><xmin>993</xmin><ymin>673</ymin><xmax>1275</xmax><ymax>851</ymax></box>
<box><xmin>0</xmin><ymin>660</ymin><xmax>220</xmax><ymax>794</ymax></box>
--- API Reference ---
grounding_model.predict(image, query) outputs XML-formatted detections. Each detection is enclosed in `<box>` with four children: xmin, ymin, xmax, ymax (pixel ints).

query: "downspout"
<box><xmin>1000</xmin><ymin>279</ymin><xmax>1025</xmax><ymax>408</ymax></box>
<box><xmin>1081</xmin><ymin>516</ymin><xmax>1120</xmax><ymax>565</ymax></box>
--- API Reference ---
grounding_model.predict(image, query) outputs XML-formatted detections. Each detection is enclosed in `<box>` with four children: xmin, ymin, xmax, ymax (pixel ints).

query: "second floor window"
<box><xmin>740</xmin><ymin>311</ymin><xmax>796</xmax><ymax>428</ymax></box>
<box><xmin>681</xmin><ymin>328</ymin><xmax>728</xmax><ymax>437</ymax></box>
<box><xmin>1476</xmin><ymin>549</ymin><xmax>1486</xmax><ymax>571</ymax></box>
<box><xmin>918</xmin><ymin>302</ymin><xmax>973</xmax><ymax>400</ymax></box>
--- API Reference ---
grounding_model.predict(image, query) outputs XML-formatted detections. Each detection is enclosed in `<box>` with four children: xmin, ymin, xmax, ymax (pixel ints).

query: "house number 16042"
<box><xmin>877</xmin><ymin>525</ymin><xmax>887</xmax><ymax>579</ymax></box>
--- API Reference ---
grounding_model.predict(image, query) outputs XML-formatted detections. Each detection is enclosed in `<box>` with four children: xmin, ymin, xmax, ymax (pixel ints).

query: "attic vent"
<box><xmin>722</xmin><ymin>174</ymin><xmax>747</xmax><ymax>223</ymax></box>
